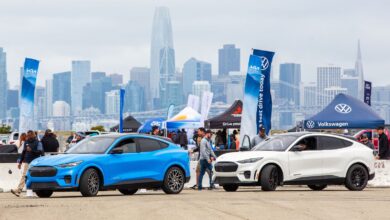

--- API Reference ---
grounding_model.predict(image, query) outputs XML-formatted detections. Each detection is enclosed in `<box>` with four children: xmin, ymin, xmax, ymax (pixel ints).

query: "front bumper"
<box><xmin>26</xmin><ymin>166</ymin><xmax>81</xmax><ymax>191</ymax></box>
<box><xmin>214</xmin><ymin>161</ymin><xmax>260</xmax><ymax>185</ymax></box>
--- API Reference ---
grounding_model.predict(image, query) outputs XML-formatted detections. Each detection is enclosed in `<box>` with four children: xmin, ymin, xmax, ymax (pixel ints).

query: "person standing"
<box><xmin>11</xmin><ymin>130</ymin><xmax>43</xmax><ymax>197</ymax></box>
<box><xmin>41</xmin><ymin>129</ymin><xmax>60</xmax><ymax>153</ymax></box>
<box><xmin>377</xmin><ymin>127</ymin><xmax>389</xmax><ymax>160</ymax></box>
<box><xmin>179</xmin><ymin>129</ymin><xmax>188</xmax><ymax>150</ymax></box>
<box><xmin>151</xmin><ymin>126</ymin><xmax>160</xmax><ymax>136</ymax></box>
<box><xmin>251</xmin><ymin>127</ymin><xmax>267</xmax><ymax>147</ymax></box>
<box><xmin>15</xmin><ymin>133</ymin><xmax>27</xmax><ymax>154</ymax></box>
<box><xmin>360</xmin><ymin>134</ymin><xmax>374</xmax><ymax>150</ymax></box>
<box><xmin>198</xmin><ymin>130</ymin><xmax>216</xmax><ymax>191</ymax></box>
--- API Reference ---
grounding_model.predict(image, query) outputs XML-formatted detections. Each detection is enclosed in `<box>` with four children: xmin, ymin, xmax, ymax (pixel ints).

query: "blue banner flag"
<box><xmin>19</xmin><ymin>58</ymin><xmax>39</xmax><ymax>132</ymax></box>
<box><xmin>252</xmin><ymin>49</ymin><xmax>274</xmax><ymax>135</ymax></box>
<box><xmin>364</xmin><ymin>81</ymin><xmax>372</xmax><ymax>106</ymax></box>
<box><xmin>119</xmin><ymin>89</ymin><xmax>125</xmax><ymax>133</ymax></box>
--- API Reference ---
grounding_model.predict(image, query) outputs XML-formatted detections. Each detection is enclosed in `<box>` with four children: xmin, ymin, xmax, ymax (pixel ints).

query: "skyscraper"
<box><xmin>110</xmin><ymin>73</ymin><xmax>123</xmax><ymax>86</ymax></box>
<box><xmin>341</xmin><ymin>75</ymin><xmax>359</xmax><ymax>99</ymax></box>
<box><xmin>303</xmin><ymin>82</ymin><xmax>317</xmax><ymax>107</ymax></box>
<box><xmin>105</xmin><ymin>90</ymin><xmax>120</xmax><ymax>115</ymax></box>
<box><xmin>150</xmin><ymin>6</ymin><xmax>175</xmax><ymax>108</ymax></box>
<box><xmin>355</xmin><ymin>40</ymin><xmax>365</xmax><ymax>101</ymax></box>
<box><xmin>166</xmin><ymin>81</ymin><xmax>182</xmax><ymax>106</ymax></box>
<box><xmin>279</xmin><ymin>63</ymin><xmax>301</xmax><ymax>106</ymax></box>
<box><xmin>124</xmin><ymin>81</ymin><xmax>145</xmax><ymax>112</ymax></box>
<box><xmin>218</xmin><ymin>44</ymin><xmax>240</xmax><ymax>76</ymax></box>
<box><xmin>0</xmin><ymin>48</ymin><xmax>7</xmax><ymax>119</ymax></box>
<box><xmin>71</xmin><ymin>61</ymin><xmax>91</xmax><ymax>115</ymax></box>
<box><xmin>82</xmin><ymin>76</ymin><xmax>112</xmax><ymax>113</ymax></box>
<box><xmin>91</xmin><ymin>72</ymin><xmax>106</xmax><ymax>81</ymax></box>
<box><xmin>317</xmin><ymin>66</ymin><xmax>342</xmax><ymax>108</ymax></box>
<box><xmin>183</xmin><ymin>58</ymin><xmax>212</xmax><ymax>97</ymax></box>
<box><xmin>130</xmin><ymin>67</ymin><xmax>150</xmax><ymax>108</ymax></box>
<box><xmin>7</xmin><ymin>89</ymin><xmax>19</xmax><ymax>111</ymax></box>
<box><xmin>53</xmin><ymin>71</ymin><xmax>71</xmax><ymax>106</ymax></box>
<box><xmin>45</xmin><ymin>79</ymin><xmax>53</xmax><ymax>117</ymax></box>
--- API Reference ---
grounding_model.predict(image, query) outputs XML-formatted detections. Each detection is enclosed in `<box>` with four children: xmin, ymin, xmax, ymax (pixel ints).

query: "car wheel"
<box><xmin>345</xmin><ymin>164</ymin><xmax>368</xmax><ymax>191</ymax></box>
<box><xmin>35</xmin><ymin>190</ymin><xmax>53</xmax><ymax>198</ymax></box>
<box><xmin>80</xmin><ymin>168</ymin><xmax>100</xmax><ymax>197</ymax></box>
<box><xmin>118</xmin><ymin>189</ymin><xmax>138</xmax><ymax>195</ymax></box>
<box><xmin>260</xmin><ymin>165</ymin><xmax>279</xmax><ymax>191</ymax></box>
<box><xmin>222</xmin><ymin>184</ymin><xmax>239</xmax><ymax>192</ymax></box>
<box><xmin>162</xmin><ymin>166</ymin><xmax>185</xmax><ymax>194</ymax></box>
<box><xmin>308</xmin><ymin>184</ymin><xmax>327</xmax><ymax>191</ymax></box>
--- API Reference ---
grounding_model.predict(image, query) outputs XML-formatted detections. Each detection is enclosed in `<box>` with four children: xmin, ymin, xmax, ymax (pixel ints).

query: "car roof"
<box><xmin>96</xmin><ymin>133</ymin><xmax>174</xmax><ymax>143</ymax></box>
<box><xmin>278</xmin><ymin>132</ymin><xmax>357</xmax><ymax>140</ymax></box>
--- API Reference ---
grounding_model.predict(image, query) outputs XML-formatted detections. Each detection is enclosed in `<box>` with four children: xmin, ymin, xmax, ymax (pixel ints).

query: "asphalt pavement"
<box><xmin>0</xmin><ymin>186</ymin><xmax>389</xmax><ymax>220</ymax></box>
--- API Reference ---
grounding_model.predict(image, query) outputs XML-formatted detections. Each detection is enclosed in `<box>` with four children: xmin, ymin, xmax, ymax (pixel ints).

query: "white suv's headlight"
<box><xmin>237</xmin><ymin>157</ymin><xmax>263</xmax><ymax>164</ymax></box>
<box><xmin>58</xmin><ymin>161</ymin><xmax>83</xmax><ymax>168</ymax></box>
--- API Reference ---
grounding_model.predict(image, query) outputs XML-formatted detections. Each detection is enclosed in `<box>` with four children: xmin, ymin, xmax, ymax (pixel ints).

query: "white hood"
<box><xmin>217</xmin><ymin>151</ymin><xmax>284</xmax><ymax>162</ymax></box>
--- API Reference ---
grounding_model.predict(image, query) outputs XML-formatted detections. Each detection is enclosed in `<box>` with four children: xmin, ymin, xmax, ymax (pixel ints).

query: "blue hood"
<box><xmin>30</xmin><ymin>154</ymin><xmax>101</xmax><ymax>167</ymax></box>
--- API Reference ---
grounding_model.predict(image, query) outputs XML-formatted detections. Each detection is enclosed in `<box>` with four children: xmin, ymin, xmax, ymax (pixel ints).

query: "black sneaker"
<box><xmin>190</xmin><ymin>185</ymin><xmax>197</xmax><ymax>190</ymax></box>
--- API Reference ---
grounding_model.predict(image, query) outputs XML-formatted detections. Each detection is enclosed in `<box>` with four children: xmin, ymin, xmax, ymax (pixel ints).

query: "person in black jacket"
<box><xmin>179</xmin><ymin>129</ymin><xmax>188</xmax><ymax>150</ymax></box>
<box><xmin>377</xmin><ymin>126</ymin><xmax>389</xmax><ymax>160</ymax></box>
<box><xmin>41</xmin><ymin>129</ymin><xmax>59</xmax><ymax>153</ymax></box>
<box><xmin>11</xmin><ymin>130</ymin><xmax>43</xmax><ymax>197</ymax></box>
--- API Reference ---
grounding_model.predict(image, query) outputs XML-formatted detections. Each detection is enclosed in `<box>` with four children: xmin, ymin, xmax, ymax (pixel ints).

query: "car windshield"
<box><xmin>66</xmin><ymin>136</ymin><xmax>116</xmax><ymax>154</ymax></box>
<box><xmin>252</xmin><ymin>135</ymin><xmax>298</xmax><ymax>151</ymax></box>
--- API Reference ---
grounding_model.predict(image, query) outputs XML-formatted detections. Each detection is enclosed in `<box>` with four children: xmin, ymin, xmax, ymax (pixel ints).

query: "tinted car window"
<box><xmin>318</xmin><ymin>136</ymin><xmax>348</xmax><ymax>150</ymax></box>
<box><xmin>137</xmin><ymin>138</ymin><xmax>162</xmax><ymax>152</ymax></box>
<box><xmin>159</xmin><ymin>141</ymin><xmax>169</xmax><ymax>149</ymax></box>
<box><xmin>113</xmin><ymin>138</ymin><xmax>137</xmax><ymax>153</ymax></box>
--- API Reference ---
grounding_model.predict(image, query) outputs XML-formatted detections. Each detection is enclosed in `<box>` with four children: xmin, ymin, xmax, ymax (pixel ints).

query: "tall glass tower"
<box><xmin>150</xmin><ymin>6</ymin><xmax>175</xmax><ymax>108</ymax></box>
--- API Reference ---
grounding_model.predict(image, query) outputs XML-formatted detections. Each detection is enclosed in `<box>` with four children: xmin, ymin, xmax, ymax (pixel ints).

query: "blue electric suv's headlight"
<box><xmin>57</xmin><ymin>161</ymin><xmax>83</xmax><ymax>168</ymax></box>
<box><xmin>237</xmin><ymin>157</ymin><xmax>263</xmax><ymax>164</ymax></box>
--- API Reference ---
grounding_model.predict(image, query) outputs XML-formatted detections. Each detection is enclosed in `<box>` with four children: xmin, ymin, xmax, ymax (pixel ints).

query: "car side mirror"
<box><xmin>111</xmin><ymin>148</ymin><xmax>123</xmax><ymax>154</ymax></box>
<box><xmin>291</xmin><ymin>145</ymin><xmax>302</xmax><ymax>152</ymax></box>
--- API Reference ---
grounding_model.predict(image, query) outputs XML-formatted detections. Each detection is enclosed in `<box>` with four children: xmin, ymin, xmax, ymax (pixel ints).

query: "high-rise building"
<box><xmin>192</xmin><ymin>81</ymin><xmax>211</xmax><ymax>99</ymax></box>
<box><xmin>71</xmin><ymin>60</ymin><xmax>91</xmax><ymax>114</ymax></box>
<box><xmin>211</xmin><ymin>76</ymin><xmax>230</xmax><ymax>103</ymax></box>
<box><xmin>341</xmin><ymin>75</ymin><xmax>359</xmax><ymax>99</ymax></box>
<box><xmin>0</xmin><ymin>48</ymin><xmax>7</xmax><ymax>119</ymax></box>
<box><xmin>45</xmin><ymin>79</ymin><xmax>53</xmax><ymax>117</ymax></box>
<box><xmin>303</xmin><ymin>82</ymin><xmax>317</xmax><ymax>107</ymax></box>
<box><xmin>130</xmin><ymin>67</ymin><xmax>150</xmax><ymax>109</ymax></box>
<box><xmin>317</xmin><ymin>66</ymin><xmax>341</xmax><ymax>108</ymax></box>
<box><xmin>53</xmin><ymin>71</ymin><xmax>71</xmax><ymax>105</ymax></box>
<box><xmin>343</xmin><ymin>68</ymin><xmax>356</xmax><ymax>77</ymax></box>
<box><xmin>183</xmin><ymin>58</ymin><xmax>212</xmax><ymax>97</ymax></box>
<box><xmin>110</xmin><ymin>73</ymin><xmax>123</xmax><ymax>86</ymax></box>
<box><xmin>323</xmin><ymin>87</ymin><xmax>347</xmax><ymax>106</ymax></box>
<box><xmin>124</xmin><ymin>81</ymin><xmax>145</xmax><ymax>112</ymax></box>
<box><xmin>7</xmin><ymin>89</ymin><xmax>18</xmax><ymax>111</ymax></box>
<box><xmin>166</xmin><ymin>81</ymin><xmax>182</xmax><ymax>106</ymax></box>
<box><xmin>218</xmin><ymin>44</ymin><xmax>240</xmax><ymax>76</ymax></box>
<box><xmin>34</xmin><ymin>86</ymin><xmax>46</xmax><ymax>126</ymax></box>
<box><xmin>105</xmin><ymin>90</ymin><xmax>120</xmax><ymax>115</ymax></box>
<box><xmin>91</xmin><ymin>72</ymin><xmax>106</xmax><ymax>81</ymax></box>
<box><xmin>279</xmin><ymin>63</ymin><xmax>301</xmax><ymax>106</ymax></box>
<box><xmin>150</xmin><ymin>6</ymin><xmax>175</xmax><ymax>108</ymax></box>
<box><xmin>82</xmin><ymin>76</ymin><xmax>112</xmax><ymax>113</ymax></box>
<box><xmin>355</xmin><ymin>40</ymin><xmax>364</xmax><ymax>101</ymax></box>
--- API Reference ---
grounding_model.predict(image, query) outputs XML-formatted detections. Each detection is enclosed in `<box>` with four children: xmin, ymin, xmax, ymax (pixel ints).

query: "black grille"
<box><xmin>30</xmin><ymin>182</ymin><xmax>59</xmax><ymax>190</ymax></box>
<box><xmin>214</xmin><ymin>177</ymin><xmax>241</xmax><ymax>184</ymax></box>
<box><xmin>29</xmin><ymin>166</ymin><xmax>57</xmax><ymax>177</ymax></box>
<box><xmin>215</xmin><ymin>162</ymin><xmax>238</xmax><ymax>172</ymax></box>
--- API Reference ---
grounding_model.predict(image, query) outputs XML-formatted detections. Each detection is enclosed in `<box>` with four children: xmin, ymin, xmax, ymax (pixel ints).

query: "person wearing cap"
<box><xmin>151</xmin><ymin>126</ymin><xmax>160</xmax><ymax>136</ymax></box>
<box><xmin>377</xmin><ymin>126</ymin><xmax>389</xmax><ymax>160</ymax></box>
<box><xmin>251</xmin><ymin>127</ymin><xmax>267</xmax><ymax>147</ymax></box>
<box><xmin>41</xmin><ymin>129</ymin><xmax>60</xmax><ymax>153</ymax></box>
<box><xmin>198</xmin><ymin>129</ymin><xmax>216</xmax><ymax>191</ymax></box>
<box><xmin>360</xmin><ymin>134</ymin><xmax>374</xmax><ymax>150</ymax></box>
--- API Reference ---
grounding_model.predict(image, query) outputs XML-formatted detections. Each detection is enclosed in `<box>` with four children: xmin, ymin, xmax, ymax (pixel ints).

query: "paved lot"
<box><xmin>0</xmin><ymin>186</ymin><xmax>389</xmax><ymax>220</ymax></box>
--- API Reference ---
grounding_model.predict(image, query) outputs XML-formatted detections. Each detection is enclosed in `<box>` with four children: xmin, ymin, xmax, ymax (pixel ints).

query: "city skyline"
<box><xmin>1</xmin><ymin>0</ymin><xmax>389</xmax><ymax>88</ymax></box>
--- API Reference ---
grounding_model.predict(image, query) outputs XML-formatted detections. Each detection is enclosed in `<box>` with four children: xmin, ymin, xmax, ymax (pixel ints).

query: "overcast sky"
<box><xmin>1</xmin><ymin>0</ymin><xmax>389</xmax><ymax>87</ymax></box>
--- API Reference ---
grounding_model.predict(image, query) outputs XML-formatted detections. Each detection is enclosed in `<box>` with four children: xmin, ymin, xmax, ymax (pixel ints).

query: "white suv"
<box><xmin>214</xmin><ymin>132</ymin><xmax>375</xmax><ymax>191</ymax></box>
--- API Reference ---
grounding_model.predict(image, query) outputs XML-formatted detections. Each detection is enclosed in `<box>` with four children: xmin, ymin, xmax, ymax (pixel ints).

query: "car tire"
<box><xmin>80</xmin><ymin>168</ymin><xmax>100</xmax><ymax>197</ymax></box>
<box><xmin>162</xmin><ymin>166</ymin><xmax>185</xmax><ymax>194</ymax></box>
<box><xmin>345</xmin><ymin>164</ymin><xmax>368</xmax><ymax>191</ymax></box>
<box><xmin>118</xmin><ymin>189</ymin><xmax>138</xmax><ymax>195</ymax></box>
<box><xmin>308</xmin><ymin>184</ymin><xmax>327</xmax><ymax>191</ymax></box>
<box><xmin>35</xmin><ymin>190</ymin><xmax>53</xmax><ymax>198</ymax></box>
<box><xmin>222</xmin><ymin>184</ymin><xmax>239</xmax><ymax>192</ymax></box>
<box><xmin>260</xmin><ymin>165</ymin><xmax>279</xmax><ymax>191</ymax></box>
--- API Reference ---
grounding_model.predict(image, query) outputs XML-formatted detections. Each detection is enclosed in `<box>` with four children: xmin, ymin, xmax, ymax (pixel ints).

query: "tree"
<box><xmin>90</xmin><ymin>125</ymin><xmax>105</xmax><ymax>132</ymax></box>
<box><xmin>0</xmin><ymin>124</ymin><xmax>12</xmax><ymax>134</ymax></box>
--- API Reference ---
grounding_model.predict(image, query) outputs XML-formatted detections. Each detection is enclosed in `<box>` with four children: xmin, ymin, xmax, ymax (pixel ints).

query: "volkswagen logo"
<box><xmin>260</xmin><ymin>56</ymin><xmax>269</xmax><ymax>71</ymax></box>
<box><xmin>306</xmin><ymin>120</ymin><xmax>315</xmax><ymax>129</ymax></box>
<box><xmin>335</xmin><ymin>103</ymin><xmax>352</xmax><ymax>114</ymax></box>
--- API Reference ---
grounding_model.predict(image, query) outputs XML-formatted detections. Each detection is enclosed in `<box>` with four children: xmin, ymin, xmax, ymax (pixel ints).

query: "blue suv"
<box><xmin>26</xmin><ymin>134</ymin><xmax>190</xmax><ymax>197</ymax></box>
